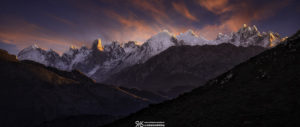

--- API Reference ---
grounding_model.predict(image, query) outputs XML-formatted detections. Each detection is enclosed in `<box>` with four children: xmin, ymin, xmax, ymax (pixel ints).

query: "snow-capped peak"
<box><xmin>20</xmin><ymin>44</ymin><xmax>39</xmax><ymax>53</ymax></box>
<box><xmin>177</xmin><ymin>29</ymin><xmax>208</xmax><ymax>46</ymax></box>
<box><xmin>144</xmin><ymin>29</ymin><xmax>176</xmax><ymax>54</ymax></box>
<box><xmin>17</xmin><ymin>44</ymin><xmax>47</xmax><ymax>65</ymax></box>
<box><xmin>147</xmin><ymin>30</ymin><xmax>173</xmax><ymax>42</ymax></box>
<box><xmin>216</xmin><ymin>33</ymin><xmax>232</xmax><ymax>43</ymax></box>
<box><xmin>182</xmin><ymin>29</ymin><xmax>197</xmax><ymax>37</ymax></box>
<box><xmin>237</xmin><ymin>24</ymin><xmax>260</xmax><ymax>37</ymax></box>
<box><xmin>31</xmin><ymin>44</ymin><xmax>39</xmax><ymax>49</ymax></box>
<box><xmin>214</xmin><ymin>24</ymin><xmax>285</xmax><ymax>47</ymax></box>
<box><xmin>64</xmin><ymin>46</ymin><xmax>79</xmax><ymax>56</ymax></box>
<box><xmin>17</xmin><ymin>24</ymin><xmax>286</xmax><ymax>82</ymax></box>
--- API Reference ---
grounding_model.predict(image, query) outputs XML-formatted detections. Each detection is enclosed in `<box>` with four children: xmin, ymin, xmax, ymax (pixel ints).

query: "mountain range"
<box><xmin>0</xmin><ymin>25</ymin><xmax>298</xmax><ymax>127</ymax></box>
<box><xmin>102</xmin><ymin>30</ymin><xmax>300</xmax><ymax>127</ymax></box>
<box><xmin>17</xmin><ymin>25</ymin><xmax>285</xmax><ymax>97</ymax></box>
<box><xmin>17</xmin><ymin>25</ymin><xmax>284</xmax><ymax>80</ymax></box>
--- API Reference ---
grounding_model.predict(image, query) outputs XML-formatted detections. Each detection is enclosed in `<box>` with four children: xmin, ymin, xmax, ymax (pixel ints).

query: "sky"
<box><xmin>0</xmin><ymin>0</ymin><xmax>299</xmax><ymax>54</ymax></box>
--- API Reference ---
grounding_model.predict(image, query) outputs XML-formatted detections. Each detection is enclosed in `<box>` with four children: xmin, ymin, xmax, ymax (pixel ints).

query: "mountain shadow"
<box><xmin>105</xmin><ymin>43</ymin><xmax>265</xmax><ymax>97</ymax></box>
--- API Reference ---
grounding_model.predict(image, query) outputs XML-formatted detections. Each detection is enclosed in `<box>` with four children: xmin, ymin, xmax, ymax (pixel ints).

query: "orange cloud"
<box><xmin>106</xmin><ymin>1</ymin><xmax>191</xmax><ymax>41</ymax></box>
<box><xmin>70</xmin><ymin>0</ymin><xmax>189</xmax><ymax>42</ymax></box>
<box><xmin>103</xmin><ymin>8</ymin><xmax>191</xmax><ymax>43</ymax></box>
<box><xmin>172</xmin><ymin>2</ymin><xmax>199</xmax><ymax>21</ymax></box>
<box><xmin>103</xmin><ymin>10</ymin><xmax>159</xmax><ymax>42</ymax></box>
<box><xmin>70</xmin><ymin>0</ymin><xmax>188</xmax><ymax>43</ymax></box>
<box><xmin>0</xmin><ymin>0</ymin><xmax>294</xmax><ymax>55</ymax></box>
<box><xmin>0</xmin><ymin>18</ymin><xmax>84</xmax><ymax>54</ymax></box>
<box><xmin>131</xmin><ymin>0</ymin><xmax>172</xmax><ymax>25</ymax></box>
<box><xmin>132</xmin><ymin>0</ymin><xmax>167</xmax><ymax>17</ymax></box>
<box><xmin>195</xmin><ymin>0</ymin><xmax>290</xmax><ymax>40</ymax></box>
<box><xmin>197</xmin><ymin>0</ymin><xmax>232</xmax><ymax>14</ymax></box>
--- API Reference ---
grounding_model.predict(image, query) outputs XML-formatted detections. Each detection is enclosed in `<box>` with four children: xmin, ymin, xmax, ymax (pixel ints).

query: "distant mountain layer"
<box><xmin>105</xmin><ymin>43</ymin><xmax>265</xmax><ymax>97</ymax></box>
<box><xmin>0</xmin><ymin>50</ymin><xmax>165</xmax><ymax>127</ymax></box>
<box><xmin>103</xmin><ymin>31</ymin><xmax>300</xmax><ymax>127</ymax></box>
<box><xmin>17</xmin><ymin>25</ymin><xmax>285</xmax><ymax>83</ymax></box>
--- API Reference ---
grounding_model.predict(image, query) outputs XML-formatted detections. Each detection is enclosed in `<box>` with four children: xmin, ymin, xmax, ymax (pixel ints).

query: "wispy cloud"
<box><xmin>0</xmin><ymin>0</ymin><xmax>296</xmax><ymax>52</ymax></box>
<box><xmin>48</xmin><ymin>14</ymin><xmax>75</xmax><ymax>26</ymax></box>
<box><xmin>197</xmin><ymin>0</ymin><xmax>232</xmax><ymax>15</ymax></box>
<box><xmin>0</xmin><ymin>17</ymin><xmax>84</xmax><ymax>53</ymax></box>
<box><xmin>172</xmin><ymin>2</ymin><xmax>199</xmax><ymax>21</ymax></box>
<box><xmin>195</xmin><ymin>0</ymin><xmax>291</xmax><ymax>39</ymax></box>
<box><xmin>103</xmin><ymin>9</ymin><xmax>159</xmax><ymax>42</ymax></box>
<box><xmin>131</xmin><ymin>0</ymin><xmax>168</xmax><ymax>18</ymax></box>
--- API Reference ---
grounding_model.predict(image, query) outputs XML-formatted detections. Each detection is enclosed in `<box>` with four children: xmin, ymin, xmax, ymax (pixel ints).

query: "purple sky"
<box><xmin>0</xmin><ymin>0</ymin><xmax>299</xmax><ymax>54</ymax></box>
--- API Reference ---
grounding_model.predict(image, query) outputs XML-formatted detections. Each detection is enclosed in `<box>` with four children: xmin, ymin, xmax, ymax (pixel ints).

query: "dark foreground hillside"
<box><xmin>0</xmin><ymin>50</ymin><xmax>163</xmax><ymax>127</ymax></box>
<box><xmin>106</xmin><ymin>43</ymin><xmax>265</xmax><ymax>97</ymax></box>
<box><xmin>103</xmin><ymin>31</ymin><xmax>300</xmax><ymax>127</ymax></box>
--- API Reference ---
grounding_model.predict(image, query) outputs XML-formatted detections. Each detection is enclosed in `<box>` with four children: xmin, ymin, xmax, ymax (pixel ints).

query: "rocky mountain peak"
<box><xmin>123</xmin><ymin>41</ymin><xmax>139</xmax><ymax>53</ymax></box>
<box><xmin>146</xmin><ymin>30</ymin><xmax>174</xmax><ymax>44</ymax></box>
<box><xmin>46</xmin><ymin>49</ymin><xmax>59</xmax><ymax>57</ymax></box>
<box><xmin>183</xmin><ymin>29</ymin><xmax>197</xmax><ymax>37</ymax></box>
<box><xmin>19</xmin><ymin>44</ymin><xmax>40</xmax><ymax>54</ymax></box>
<box><xmin>238</xmin><ymin>24</ymin><xmax>260</xmax><ymax>37</ymax></box>
<box><xmin>124</xmin><ymin>41</ymin><xmax>138</xmax><ymax>48</ymax></box>
<box><xmin>216</xmin><ymin>24</ymin><xmax>285</xmax><ymax>47</ymax></box>
<box><xmin>92</xmin><ymin>39</ymin><xmax>104</xmax><ymax>51</ymax></box>
<box><xmin>177</xmin><ymin>29</ymin><xmax>208</xmax><ymax>46</ymax></box>
<box><xmin>144</xmin><ymin>30</ymin><xmax>176</xmax><ymax>54</ymax></box>
<box><xmin>17</xmin><ymin>44</ymin><xmax>48</xmax><ymax>65</ymax></box>
<box><xmin>103</xmin><ymin>41</ymin><xmax>125</xmax><ymax>59</ymax></box>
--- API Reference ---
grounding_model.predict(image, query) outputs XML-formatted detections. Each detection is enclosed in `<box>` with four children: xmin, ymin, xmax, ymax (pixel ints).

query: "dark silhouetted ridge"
<box><xmin>0</xmin><ymin>50</ymin><xmax>158</xmax><ymax>127</ymax></box>
<box><xmin>105</xmin><ymin>43</ymin><xmax>265</xmax><ymax>97</ymax></box>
